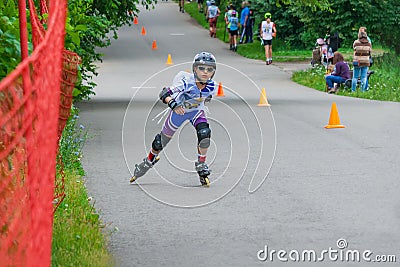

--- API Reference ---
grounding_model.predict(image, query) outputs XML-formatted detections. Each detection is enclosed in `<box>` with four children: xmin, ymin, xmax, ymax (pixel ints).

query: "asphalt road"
<box><xmin>77</xmin><ymin>2</ymin><xmax>400</xmax><ymax>266</ymax></box>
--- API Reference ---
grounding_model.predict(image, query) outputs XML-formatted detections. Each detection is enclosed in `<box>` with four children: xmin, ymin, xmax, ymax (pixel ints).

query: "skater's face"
<box><xmin>197</xmin><ymin>66</ymin><xmax>215</xmax><ymax>73</ymax></box>
<box><xmin>195</xmin><ymin>65</ymin><xmax>215</xmax><ymax>82</ymax></box>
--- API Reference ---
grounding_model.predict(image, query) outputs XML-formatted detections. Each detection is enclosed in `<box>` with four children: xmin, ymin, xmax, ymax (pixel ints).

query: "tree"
<box><xmin>241</xmin><ymin>0</ymin><xmax>400</xmax><ymax>53</ymax></box>
<box><xmin>0</xmin><ymin>0</ymin><xmax>158</xmax><ymax>99</ymax></box>
<box><xmin>0</xmin><ymin>1</ymin><xmax>24</xmax><ymax>79</ymax></box>
<box><xmin>66</xmin><ymin>0</ymin><xmax>157</xmax><ymax>100</ymax></box>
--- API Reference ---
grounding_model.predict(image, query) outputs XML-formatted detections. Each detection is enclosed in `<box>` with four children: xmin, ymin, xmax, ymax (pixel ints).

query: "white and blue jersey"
<box><xmin>168</xmin><ymin>71</ymin><xmax>217</xmax><ymax>112</ymax></box>
<box><xmin>162</xmin><ymin>71</ymin><xmax>217</xmax><ymax>137</ymax></box>
<box><xmin>208</xmin><ymin>5</ymin><xmax>219</xmax><ymax>19</ymax></box>
<box><xmin>229</xmin><ymin>16</ymin><xmax>239</xmax><ymax>31</ymax></box>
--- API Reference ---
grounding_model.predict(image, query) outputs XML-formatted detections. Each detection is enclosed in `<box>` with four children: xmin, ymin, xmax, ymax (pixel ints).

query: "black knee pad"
<box><xmin>152</xmin><ymin>133</ymin><xmax>171</xmax><ymax>151</ymax></box>
<box><xmin>196</xmin><ymin>122</ymin><xmax>211</xmax><ymax>148</ymax></box>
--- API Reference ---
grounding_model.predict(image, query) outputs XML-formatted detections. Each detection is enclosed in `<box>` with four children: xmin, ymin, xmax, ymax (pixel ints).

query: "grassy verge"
<box><xmin>52</xmin><ymin>107</ymin><xmax>114</xmax><ymax>267</ymax></box>
<box><xmin>292</xmin><ymin>53</ymin><xmax>400</xmax><ymax>102</ymax></box>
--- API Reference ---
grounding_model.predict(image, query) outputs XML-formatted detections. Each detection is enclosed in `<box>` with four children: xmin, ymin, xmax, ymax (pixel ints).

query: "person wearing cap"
<box><xmin>207</xmin><ymin>0</ymin><xmax>220</xmax><ymax>38</ymax></box>
<box><xmin>260</xmin><ymin>12</ymin><xmax>276</xmax><ymax>65</ymax></box>
<box><xmin>228</xmin><ymin>10</ymin><xmax>240</xmax><ymax>51</ymax></box>
<box><xmin>224</xmin><ymin>4</ymin><xmax>236</xmax><ymax>49</ymax></box>
<box><xmin>130</xmin><ymin>52</ymin><xmax>218</xmax><ymax>187</ymax></box>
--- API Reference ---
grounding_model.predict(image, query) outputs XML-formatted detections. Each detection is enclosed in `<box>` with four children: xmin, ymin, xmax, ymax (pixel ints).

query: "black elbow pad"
<box><xmin>159</xmin><ymin>87</ymin><xmax>171</xmax><ymax>103</ymax></box>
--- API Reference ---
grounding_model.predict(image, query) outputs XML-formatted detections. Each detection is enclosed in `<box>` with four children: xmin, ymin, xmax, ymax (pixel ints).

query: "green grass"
<box><xmin>292</xmin><ymin>53</ymin><xmax>400</xmax><ymax>102</ymax></box>
<box><xmin>52</xmin><ymin>172</ymin><xmax>114</xmax><ymax>267</ymax></box>
<box><xmin>52</xmin><ymin>107</ymin><xmax>114</xmax><ymax>267</ymax></box>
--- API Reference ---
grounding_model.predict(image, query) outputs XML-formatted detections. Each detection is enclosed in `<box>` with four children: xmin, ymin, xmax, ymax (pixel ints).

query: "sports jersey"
<box><xmin>229</xmin><ymin>16</ymin><xmax>239</xmax><ymax>31</ymax></box>
<box><xmin>208</xmin><ymin>6</ymin><xmax>218</xmax><ymax>18</ymax></box>
<box><xmin>261</xmin><ymin>21</ymin><xmax>274</xmax><ymax>40</ymax></box>
<box><xmin>168</xmin><ymin>71</ymin><xmax>217</xmax><ymax>111</ymax></box>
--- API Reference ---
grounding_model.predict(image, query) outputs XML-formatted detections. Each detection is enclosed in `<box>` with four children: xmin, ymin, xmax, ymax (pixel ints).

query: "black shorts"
<box><xmin>197</xmin><ymin>0</ymin><xmax>204</xmax><ymax>3</ymax></box>
<box><xmin>229</xmin><ymin>29</ymin><xmax>238</xmax><ymax>36</ymax></box>
<box><xmin>262</xmin><ymin>39</ymin><xmax>272</xmax><ymax>46</ymax></box>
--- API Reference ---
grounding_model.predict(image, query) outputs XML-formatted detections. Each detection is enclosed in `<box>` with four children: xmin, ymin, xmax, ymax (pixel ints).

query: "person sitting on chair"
<box><xmin>325</xmin><ymin>51</ymin><xmax>351</xmax><ymax>94</ymax></box>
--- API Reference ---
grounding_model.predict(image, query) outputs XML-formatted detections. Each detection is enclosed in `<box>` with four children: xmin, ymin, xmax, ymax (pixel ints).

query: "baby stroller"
<box><xmin>343</xmin><ymin>70</ymin><xmax>375</xmax><ymax>90</ymax></box>
<box><xmin>311</xmin><ymin>38</ymin><xmax>334</xmax><ymax>67</ymax></box>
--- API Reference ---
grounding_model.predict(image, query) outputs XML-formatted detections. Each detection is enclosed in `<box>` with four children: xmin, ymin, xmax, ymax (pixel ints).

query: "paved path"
<box><xmin>77</xmin><ymin>2</ymin><xmax>400</xmax><ymax>266</ymax></box>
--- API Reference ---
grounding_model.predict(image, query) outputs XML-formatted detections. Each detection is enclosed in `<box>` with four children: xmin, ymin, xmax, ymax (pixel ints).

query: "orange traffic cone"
<box><xmin>216</xmin><ymin>82</ymin><xmax>225</xmax><ymax>97</ymax></box>
<box><xmin>257</xmin><ymin>88</ymin><xmax>271</xmax><ymax>106</ymax></box>
<box><xmin>324</xmin><ymin>102</ymin><xmax>345</xmax><ymax>128</ymax></box>
<box><xmin>152</xmin><ymin>40</ymin><xmax>158</xmax><ymax>50</ymax></box>
<box><xmin>141</xmin><ymin>26</ymin><xmax>146</xmax><ymax>35</ymax></box>
<box><xmin>133</xmin><ymin>16</ymin><xmax>138</xmax><ymax>25</ymax></box>
<box><xmin>166</xmin><ymin>54</ymin><xmax>173</xmax><ymax>65</ymax></box>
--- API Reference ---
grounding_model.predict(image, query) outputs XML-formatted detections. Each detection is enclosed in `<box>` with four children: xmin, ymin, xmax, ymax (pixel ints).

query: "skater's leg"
<box><xmin>196</xmin><ymin>122</ymin><xmax>211</xmax><ymax>152</ymax></box>
<box><xmin>130</xmin><ymin>132</ymin><xmax>172</xmax><ymax>183</ymax></box>
<box><xmin>147</xmin><ymin>132</ymin><xmax>171</xmax><ymax>161</ymax></box>
<box><xmin>193</xmin><ymin>120</ymin><xmax>211</xmax><ymax>186</ymax></box>
<box><xmin>131</xmin><ymin>110</ymin><xmax>188</xmax><ymax>182</ymax></box>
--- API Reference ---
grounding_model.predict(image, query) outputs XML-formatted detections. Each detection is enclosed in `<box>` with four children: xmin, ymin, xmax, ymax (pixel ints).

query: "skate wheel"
<box><xmin>130</xmin><ymin>176</ymin><xmax>137</xmax><ymax>183</ymax></box>
<box><xmin>202</xmin><ymin>177</ymin><xmax>210</xmax><ymax>187</ymax></box>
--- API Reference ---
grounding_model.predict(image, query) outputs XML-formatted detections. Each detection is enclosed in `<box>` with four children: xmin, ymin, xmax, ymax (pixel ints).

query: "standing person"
<box><xmin>351</xmin><ymin>30</ymin><xmax>372</xmax><ymax>92</ymax></box>
<box><xmin>325</xmin><ymin>52</ymin><xmax>351</xmax><ymax>94</ymax></box>
<box><xmin>130</xmin><ymin>52</ymin><xmax>218</xmax><ymax>187</ymax></box>
<box><xmin>207</xmin><ymin>0</ymin><xmax>220</xmax><ymax>38</ymax></box>
<box><xmin>359</xmin><ymin>26</ymin><xmax>372</xmax><ymax>44</ymax></box>
<box><xmin>204</xmin><ymin>0</ymin><xmax>211</xmax><ymax>16</ymax></box>
<box><xmin>358</xmin><ymin>26</ymin><xmax>372</xmax><ymax>88</ymax></box>
<box><xmin>248</xmin><ymin>5</ymin><xmax>255</xmax><ymax>43</ymax></box>
<box><xmin>197</xmin><ymin>0</ymin><xmax>204</xmax><ymax>13</ymax></box>
<box><xmin>260</xmin><ymin>12</ymin><xmax>276</xmax><ymax>65</ymax></box>
<box><xmin>239</xmin><ymin>1</ymin><xmax>250</xmax><ymax>43</ymax></box>
<box><xmin>228</xmin><ymin>10</ymin><xmax>240</xmax><ymax>51</ymax></box>
<box><xmin>224</xmin><ymin>4</ymin><xmax>235</xmax><ymax>49</ymax></box>
<box><xmin>179</xmin><ymin>0</ymin><xmax>184</xmax><ymax>13</ymax></box>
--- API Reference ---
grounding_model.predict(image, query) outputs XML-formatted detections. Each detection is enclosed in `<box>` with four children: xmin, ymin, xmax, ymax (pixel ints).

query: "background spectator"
<box><xmin>325</xmin><ymin>51</ymin><xmax>351</xmax><ymax>93</ymax></box>
<box><xmin>351</xmin><ymin>31</ymin><xmax>372</xmax><ymax>92</ymax></box>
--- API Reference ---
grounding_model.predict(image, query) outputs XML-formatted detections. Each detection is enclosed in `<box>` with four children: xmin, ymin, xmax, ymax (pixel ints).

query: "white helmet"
<box><xmin>192</xmin><ymin>52</ymin><xmax>217</xmax><ymax>82</ymax></box>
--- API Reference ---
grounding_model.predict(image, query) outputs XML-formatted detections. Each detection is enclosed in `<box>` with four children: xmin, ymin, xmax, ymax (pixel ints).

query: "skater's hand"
<box><xmin>167</xmin><ymin>98</ymin><xmax>185</xmax><ymax>114</ymax></box>
<box><xmin>173</xmin><ymin>105</ymin><xmax>185</xmax><ymax>115</ymax></box>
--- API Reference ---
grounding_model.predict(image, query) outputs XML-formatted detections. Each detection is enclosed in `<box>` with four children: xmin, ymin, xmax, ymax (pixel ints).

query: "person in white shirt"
<box><xmin>260</xmin><ymin>12</ymin><xmax>276</xmax><ymax>65</ymax></box>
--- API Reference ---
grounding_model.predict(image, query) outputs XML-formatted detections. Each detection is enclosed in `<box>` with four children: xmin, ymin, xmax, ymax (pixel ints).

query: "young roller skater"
<box><xmin>130</xmin><ymin>52</ymin><xmax>218</xmax><ymax>187</ymax></box>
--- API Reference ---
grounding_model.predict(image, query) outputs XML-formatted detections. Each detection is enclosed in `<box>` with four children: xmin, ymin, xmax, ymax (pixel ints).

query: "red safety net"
<box><xmin>29</xmin><ymin>0</ymin><xmax>81</xmax><ymax>211</ymax></box>
<box><xmin>0</xmin><ymin>0</ymin><xmax>73</xmax><ymax>265</ymax></box>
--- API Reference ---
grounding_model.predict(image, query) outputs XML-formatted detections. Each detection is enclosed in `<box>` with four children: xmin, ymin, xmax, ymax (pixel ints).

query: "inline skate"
<box><xmin>130</xmin><ymin>156</ymin><xmax>160</xmax><ymax>183</ymax></box>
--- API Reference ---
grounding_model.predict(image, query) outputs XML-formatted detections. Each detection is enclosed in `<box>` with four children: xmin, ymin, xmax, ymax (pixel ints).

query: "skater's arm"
<box><xmin>159</xmin><ymin>87</ymin><xmax>185</xmax><ymax>115</ymax></box>
<box><xmin>165</xmin><ymin>97</ymin><xmax>185</xmax><ymax>115</ymax></box>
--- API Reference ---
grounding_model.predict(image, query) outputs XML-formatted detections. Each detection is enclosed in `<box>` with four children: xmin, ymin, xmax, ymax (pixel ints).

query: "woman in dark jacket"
<box><xmin>325</xmin><ymin>51</ymin><xmax>351</xmax><ymax>93</ymax></box>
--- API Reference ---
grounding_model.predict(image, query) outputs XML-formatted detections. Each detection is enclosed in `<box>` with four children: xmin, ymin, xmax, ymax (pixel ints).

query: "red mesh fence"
<box><xmin>29</xmin><ymin>0</ymin><xmax>81</xmax><ymax>211</ymax></box>
<box><xmin>0</xmin><ymin>0</ymin><xmax>70</xmax><ymax>265</ymax></box>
